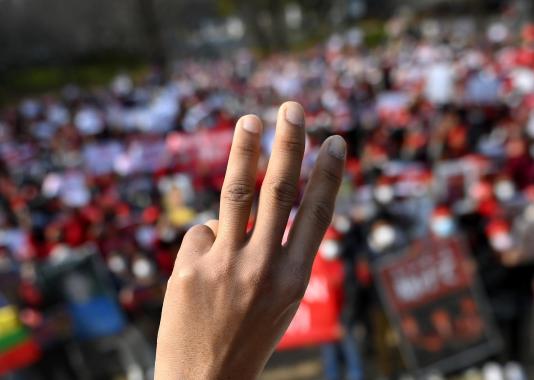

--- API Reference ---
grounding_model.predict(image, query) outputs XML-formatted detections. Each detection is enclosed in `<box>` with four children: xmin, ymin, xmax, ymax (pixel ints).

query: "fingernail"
<box><xmin>284</xmin><ymin>103</ymin><xmax>304</xmax><ymax>127</ymax></box>
<box><xmin>327</xmin><ymin>136</ymin><xmax>346</xmax><ymax>160</ymax></box>
<box><xmin>242</xmin><ymin>116</ymin><xmax>261</xmax><ymax>134</ymax></box>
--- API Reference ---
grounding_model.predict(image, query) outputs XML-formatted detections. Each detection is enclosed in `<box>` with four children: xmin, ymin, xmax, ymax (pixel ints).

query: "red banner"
<box><xmin>166</xmin><ymin>129</ymin><xmax>233</xmax><ymax>168</ymax></box>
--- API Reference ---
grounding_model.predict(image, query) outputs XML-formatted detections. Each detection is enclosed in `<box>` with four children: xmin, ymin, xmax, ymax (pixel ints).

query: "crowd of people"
<box><xmin>0</xmin><ymin>12</ymin><xmax>533</xmax><ymax>380</ymax></box>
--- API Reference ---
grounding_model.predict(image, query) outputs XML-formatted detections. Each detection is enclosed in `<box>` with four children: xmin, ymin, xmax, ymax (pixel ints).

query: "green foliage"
<box><xmin>360</xmin><ymin>20</ymin><xmax>387</xmax><ymax>47</ymax></box>
<box><xmin>217</xmin><ymin>0</ymin><xmax>238</xmax><ymax>15</ymax></box>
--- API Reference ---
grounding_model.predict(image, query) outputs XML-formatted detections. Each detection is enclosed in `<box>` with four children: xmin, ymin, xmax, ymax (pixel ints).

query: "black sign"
<box><xmin>374</xmin><ymin>236</ymin><xmax>502</xmax><ymax>376</ymax></box>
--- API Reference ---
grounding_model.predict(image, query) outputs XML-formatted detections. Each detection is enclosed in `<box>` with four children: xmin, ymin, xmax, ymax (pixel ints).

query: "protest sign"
<box><xmin>128</xmin><ymin>139</ymin><xmax>170</xmax><ymax>174</ymax></box>
<box><xmin>0</xmin><ymin>143</ymin><xmax>37</xmax><ymax>173</ymax></box>
<box><xmin>83</xmin><ymin>141</ymin><xmax>124</xmax><ymax>176</ymax></box>
<box><xmin>374</xmin><ymin>236</ymin><xmax>501</xmax><ymax>375</ymax></box>
<box><xmin>166</xmin><ymin>129</ymin><xmax>233</xmax><ymax>169</ymax></box>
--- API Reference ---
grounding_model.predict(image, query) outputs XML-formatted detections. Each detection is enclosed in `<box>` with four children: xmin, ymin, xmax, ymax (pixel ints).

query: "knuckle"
<box><xmin>280</xmin><ymin>266</ymin><xmax>308</xmax><ymax>302</ymax></box>
<box><xmin>266</xmin><ymin>179</ymin><xmax>298</xmax><ymax>208</ymax></box>
<box><xmin>262</xmin><ymin>273</ymin><xmax>275</xmax><ymax>293</ymax></box>
<box><xmin>210</xmin><ymin>269</ymin><xmax>228</xmax><ymax>285</ymax></box>
<box><xmin>320</xmin><ymin>166</ymin><xmax>342</xmax><ymax>186</ymax></box>
<box><xmin>249</xmin><ymin>267</ymin><xmax>274</xmax><ymax>291</ymax></box>
<box><xmin>308</xmin><ymin>200</ymin><xmax>333</xmax><ymax>228</ymax></box>
<box><xmin>279</xmin><ymin>136</ymin><xmax>305</xmax><ymax>155</ymax></box>
<box><xmin>209</xmin><ymin>260</ymin><xmax>236</xmax><ymax>284</ymax></box>
<box><xmin>222</xmin><ymin>182</ymin><xmax>254</xmax><ymax>205</ymax></box>
<box><xmin>242</xmin><ymin>266</ymin><xmax>262</xmax><ymax>287</ymax></box>
<box><xmin>236</xmin><ymin>140</ymin><xmax>258</xmax><ymax>157</ymax></box>
<box><xmin>168</xmin><ymin>265</ymin><xmax>199</xmax><ymax>289</ymax></box>
<box><xmin>185</xmin><ymin>224</ymin><xmax>211</xmax><ymax>239</ymax></box>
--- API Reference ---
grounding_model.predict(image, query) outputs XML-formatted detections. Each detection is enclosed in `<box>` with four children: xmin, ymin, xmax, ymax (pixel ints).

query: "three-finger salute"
<box><xmin>156</xmin><ymin>101</ymin><xmax>346</xmax><ymax>380</ymax></box>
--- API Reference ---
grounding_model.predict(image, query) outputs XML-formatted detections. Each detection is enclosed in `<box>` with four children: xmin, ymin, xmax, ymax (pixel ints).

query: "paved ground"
<box><xmin>262</xmin><ymin>348</ymin><xmax>324</xmax><ymax>380</ymax></box>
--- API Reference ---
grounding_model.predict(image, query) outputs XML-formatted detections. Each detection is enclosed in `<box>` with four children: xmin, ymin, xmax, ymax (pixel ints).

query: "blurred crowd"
<box><xmin>1</xmin><ymin>13</ymin><xmax>534</xmax><ymax>380</ymax></box>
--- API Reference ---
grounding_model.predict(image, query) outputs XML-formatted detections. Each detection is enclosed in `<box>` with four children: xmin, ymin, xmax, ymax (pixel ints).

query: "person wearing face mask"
<box><xmin>483</xmin><ymin>219</ymin><xmax>534</xmax><ymax>367</ymax></box>
<box><xmin>458</xmin><ymin>194</ymin><xmax>533</xmax><ymax>369</ymax></box>
<box><xmin>368</xmin><ymin>222</ymin><xmax>396</xmax><ymax>253</ymax></box>
<box><xmin>318</xmin><ymin>227</ymin><xmax>364</xmax><ymax>380</ymax></box>
<box><xmin>429</xmin><ymin>207</ymin><xmax>456</xmax><ymax>239</ymax></box>
<box><xmin>493</xmin><ymin>176</ymin><xmax>517</xmax><ymax>204</ymax></box>
<box><xmin>486</xmin><ymin>220</ymin><xmax>515</xmax><ymax>258</ymax></box>
<box><xmin>365</xmin><ymin>217</ymin><xmax>409</xmax><ymax>378</ymax></box>
<box><xmin>367</xmin><ymin>218</ymin><xmax>408</xmax><ymax>258</ymax></box>
<box><xmin>372</xmin><ymin>177</ymin><xmax>396</xmax><ymax>208</ymax></box>
<box><xmin>338</xmin><ymin>207</ymin><xmax>375</xmax><ymax>375</ymax></box>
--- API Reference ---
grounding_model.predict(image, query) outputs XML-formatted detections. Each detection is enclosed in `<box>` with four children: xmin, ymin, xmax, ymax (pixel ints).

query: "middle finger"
<box><xmin>252</xmin><ymin>101</ymin><xmax>305</xmax><ymax>249</ymax></box>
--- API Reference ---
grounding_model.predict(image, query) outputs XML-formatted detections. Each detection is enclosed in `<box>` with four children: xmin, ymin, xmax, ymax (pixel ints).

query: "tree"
<box><xmin>218</xmin><ymin>0</ymin><xmax>292</xmax><ymax>53</ymax></box>
<box><xmin>136</xmin><ymin>0</ymin><xmax>167</xmax><ymax>70</ymax></box>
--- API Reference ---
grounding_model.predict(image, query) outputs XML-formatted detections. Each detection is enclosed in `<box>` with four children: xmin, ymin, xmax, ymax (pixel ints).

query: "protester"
<box><xmin>0</xmin><ymin>14</ymin><xmax>533</xmax><ymax>379</ymax></box>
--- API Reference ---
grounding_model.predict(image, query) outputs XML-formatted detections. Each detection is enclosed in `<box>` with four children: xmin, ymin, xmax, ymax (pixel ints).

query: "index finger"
<box><xmin>217</xmin><ymin>115</ymin><xmax>262</xmax><ymax>247</ymax></box>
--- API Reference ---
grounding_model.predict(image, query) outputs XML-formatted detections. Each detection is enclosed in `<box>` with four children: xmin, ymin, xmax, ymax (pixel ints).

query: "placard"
<box><xmin>166</xmin><ymin>129</ymin><xmax>233</xmax><ymax>170</ymax></box>
<box><xmin>374</xmin><ymin>236</ymin><xmax>501</xmax><ymax>375</ymax></box>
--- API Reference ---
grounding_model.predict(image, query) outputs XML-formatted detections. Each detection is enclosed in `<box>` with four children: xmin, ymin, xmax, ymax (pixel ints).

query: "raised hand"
<box><xmin>155</xmin><ymin>102</ymin><xmax>346</xmax><ymax>380</ymax></box>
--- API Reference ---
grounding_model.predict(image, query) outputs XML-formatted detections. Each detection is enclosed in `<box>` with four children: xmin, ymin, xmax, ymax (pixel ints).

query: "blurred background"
<box><xmin>0</xmin><ymin>0</ymin><xmax>533</xmax><ymax>379</ymax></box>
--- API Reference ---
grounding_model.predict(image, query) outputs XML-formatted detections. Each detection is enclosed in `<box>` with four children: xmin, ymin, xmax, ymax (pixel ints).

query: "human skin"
<box><xmin>155</xmin><ymin>102</ymin><xmax>346</xmax><ymax>379</ymax></box>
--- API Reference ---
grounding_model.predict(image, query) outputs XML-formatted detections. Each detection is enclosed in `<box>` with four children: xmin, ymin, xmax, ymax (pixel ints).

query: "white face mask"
<box><xmin>108</xmin><ymin>255</ymin><xmax>126</xmax><ymax>274</ymax></box>
<box><xmin>369</xmin><ymin>225</ymin><xmax>395</xmax><ymax>252</ymax></box>
<box><xmin>490</xmin><ymin>233</ymin><xmax>513</xmax><ymax>252</ymax></box>
<box><xmin>425</xmin><ymin>373</ymin><xmax>446</xmax><ymax>380</ymax></box>
<box><xmin>132</xmin><ymin>258</ymin><xmax>154</xmax><ymax>280</ymax></box>
<box><xmin>320</xmin><ymin>240</ymin><xmax>341</xmax><ymax>260</ymax></box>
<box><xmin>333</xmin><ymin>216</ymin><xmax>351</xmax><ymax>233</ymax></box>
<box><xmin>374</xmin><ymin>185</ymin><xmax>394</xmax><ymax>204</ymax></box>
<box><xmin>431</xmin><ymin>217</ymin><xmax>454</xmax><ymax>237</ymax></box>
<box><xmin>50</xmin><ymin>245</ymin><xmax>70</xmax><ymax>263</ymax></box>
<box><xmin>482</xmin><ymin>362</ymin><xmax>504</xmax><ymax>380</ymax></box>
<box><xmin>494</xmin><ymin>181</ymin><xmax>515</xmax><ymax>202</ymax></box>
